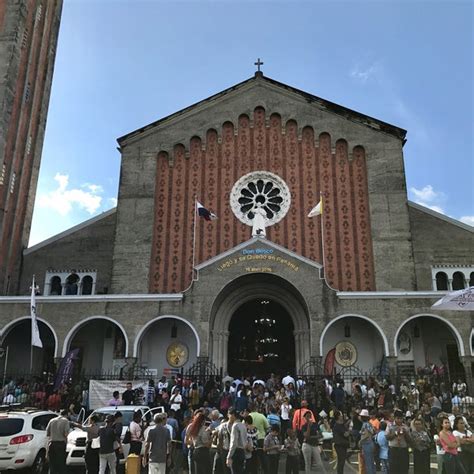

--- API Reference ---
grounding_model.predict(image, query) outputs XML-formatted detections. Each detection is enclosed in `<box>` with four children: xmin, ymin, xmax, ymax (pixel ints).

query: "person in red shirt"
<box><xmin>47</xmin><ymin>390</ymin><xmax>62</xmax><ymax>412</ymax></box>
<box><xmin>292</xmin><ymin>400</ymin><xmax>316</xmax><ymax>431</ymax></box>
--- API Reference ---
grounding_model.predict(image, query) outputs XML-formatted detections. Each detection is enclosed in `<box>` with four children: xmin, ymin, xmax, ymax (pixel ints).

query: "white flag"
<box><xmin>30</xmin><ymin>277</ymin><xmax>43</xmax><ymax>348</ymax></box>
<box><xmin>431</xmin><ymin>287</ymin><xmax>474</xmax><ymax>311</ymax></box>
<box><xmin>308</xmin><ymin>200</ymin><xmax>322</xmax><ymax>218</ymax></box>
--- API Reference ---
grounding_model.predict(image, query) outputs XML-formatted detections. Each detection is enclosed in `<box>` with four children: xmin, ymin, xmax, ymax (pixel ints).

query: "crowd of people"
<box><xmin>1</xmin><ymin>371</ymin><xmax>474</xmax><ymax>473</ymax></box>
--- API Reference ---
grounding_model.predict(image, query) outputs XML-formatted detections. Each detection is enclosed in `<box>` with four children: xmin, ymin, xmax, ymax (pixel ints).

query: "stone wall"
<box><xmin>112</xmin><ymin>75</ymin><xmax>416</xmax><ymax>294</ymax></box>
<box><xmin>19</xmin><ymin>209</ymin><xmax>116</xmax><ymax>295</ymax></box>
<box><xmin>409</xmin><ymin>204</ymin><xmax>474</xmax><ymax>290</ymax></box>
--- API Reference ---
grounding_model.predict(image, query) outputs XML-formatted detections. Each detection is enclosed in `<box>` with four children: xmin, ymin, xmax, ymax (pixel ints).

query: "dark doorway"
<box><xmin>2</xmin><ymin>321</ymin><xmax>56</xmax><ymax>374</ymax></box>
<box><xmin>228</xmin><ymin>299</ymin><xmax>295</xmax><ymax>378</ymax></box>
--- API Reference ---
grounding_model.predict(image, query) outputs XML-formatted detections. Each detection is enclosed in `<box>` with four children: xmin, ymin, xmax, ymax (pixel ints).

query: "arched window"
<box><xmin>452</xmin><ymin>271</ymin><xmax>465</xmax><ymax>290</ymax></box>
<box><xmin>82</xmin><ymin>276</ymin><xmax>93</xmax><ymax>295</ymax></box>
<box><xmin>50</xmin><ymin>276</ymin><xmax>62</xmax><ymax>295</ymax></box>
<box><xmin>435</xmin><ymin>272</ymin><xmax>448</xmax><ymax>290</ymax></box>
<box><xmin>65</xmin><ymin>273</ymin><xmax>79</xmax><ymax>295</ymax></box>
<box><xmin>470</xmin><ymin>272</ymin><xmax>474</xmax><ymax>287</ymax></box>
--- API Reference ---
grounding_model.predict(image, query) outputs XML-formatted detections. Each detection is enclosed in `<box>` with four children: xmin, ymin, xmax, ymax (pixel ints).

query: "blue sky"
<box><xmin>29</xmin><ymin>0</ymin><xmax>473</xmax><ymax>246</ymax></box>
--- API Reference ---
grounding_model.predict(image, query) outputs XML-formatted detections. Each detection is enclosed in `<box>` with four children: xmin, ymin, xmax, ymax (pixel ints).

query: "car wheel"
<box><xmin>29</xmin><ymin>451</ymin><xmax>46</xmax><ymax>474</ymax></box>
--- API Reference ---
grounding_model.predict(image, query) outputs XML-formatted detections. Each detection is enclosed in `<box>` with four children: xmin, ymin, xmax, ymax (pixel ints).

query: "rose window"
<box><xmin>230</xmin><ymin>171</ymin><xmax>291</xmax><ymax>226</ymax></box>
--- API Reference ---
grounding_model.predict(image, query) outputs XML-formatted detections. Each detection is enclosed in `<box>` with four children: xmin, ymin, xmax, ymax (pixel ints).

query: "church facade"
<box><xmin>0</xmin><ymin>73</ymin><xmax>472</xmax><ymax>389</ymax></box>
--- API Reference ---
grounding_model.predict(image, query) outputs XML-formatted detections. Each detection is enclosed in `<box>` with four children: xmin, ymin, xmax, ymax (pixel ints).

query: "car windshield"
<box><xmin>0</xmin><ymin>418</ymin><xmax>24</xmax><ymax>436</ymax></box>
<box><xmin>87</xmin><ymin>410</ymin><xmax>138</xmax><ymax>427</ymax></box>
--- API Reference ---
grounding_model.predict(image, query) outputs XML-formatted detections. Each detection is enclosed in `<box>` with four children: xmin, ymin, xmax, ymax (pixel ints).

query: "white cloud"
<box><xmin>350</xmin><ymin>62</ymin><xmax>379</xmax><ymax>83</ymax></box>
<box><xmin>409</xmin><ymin>185</ymin><xmax>440</xmax><ymax>203</ymax></box>
<box><xmin>107</xmin><ymin>197</ymin><xmax>118</xmax><ymax>207</ymax></box>
<box><xmin>409</xmin><ymin>184</ymin><xmax>447</xmax><ymax>214</ymax></box>
<box><xmin>460</xmin><ymin>216</ymin><xmax>474</xmax><ymax>227</ymax></box>
<box><xmin>83</xmin><ymin>183</ymin><xmax>104</xmax><ymax>194</ymax></box>
<box><xmin>37</xmin><ymin>173</ymin><xmax>103</xmax><ymax>216</ymax></box>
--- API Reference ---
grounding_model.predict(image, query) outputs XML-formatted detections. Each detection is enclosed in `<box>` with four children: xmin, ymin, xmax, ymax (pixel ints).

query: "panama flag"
<box><xmin>196</xmin><ymin>201</ymin><xmax>217</xmax><ymax>221</ymax></box>
<box><xmin>30</xmin><ymin>276</ymin><xmax>43</xmax><ymax>348</ymax></box>
<box><xmin>308</xmin><ymin>198</ymin><xmax>323</xmax><ymax>218</ymax></box>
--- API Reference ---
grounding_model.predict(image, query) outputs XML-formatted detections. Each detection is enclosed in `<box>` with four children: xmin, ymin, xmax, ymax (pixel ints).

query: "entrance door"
<box><xmin>227</xmin><ymin>299</ymin><xmax>295</xmax><ymax>378</ymax></box>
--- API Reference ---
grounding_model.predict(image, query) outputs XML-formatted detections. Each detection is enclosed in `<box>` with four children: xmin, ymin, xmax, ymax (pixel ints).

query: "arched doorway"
<box><xmin>210</xmin><ymin>274</ymin><xmax>310</xmax><ymax>375</ymax></box>
<box><xmin>395</xmin><ymin>315</ymin><xmax>465</xmax><ymax>380</ymax></box>
<box><xmin>320</xmin><ymin>315</ymin><xmax>388</xmax><ymax>374</ymax></box>
<box><xmin>1</xmin><ymin>319</ymin><xmax>57</xmax><ymax>374</ymax></box>
<box><xmin>135</xmin><ymin>317</ymin><xmax>199</xmax><ymax>376</ymax></box>
<box><xmin>65</xmin><ymin>318</ymin><xmax>127</xmax><ymax>373</ymax></box>
<box><xmin>228</xmin><ymin>299</ymin><xmax>295</xmax><ymax>377</ymax></box>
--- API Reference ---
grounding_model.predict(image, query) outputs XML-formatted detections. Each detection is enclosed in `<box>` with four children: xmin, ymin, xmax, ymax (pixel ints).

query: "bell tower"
<box><xmin>0</xmin><ymin>0</ymin><xmax>63</xmax><ymax>294</ymax></box>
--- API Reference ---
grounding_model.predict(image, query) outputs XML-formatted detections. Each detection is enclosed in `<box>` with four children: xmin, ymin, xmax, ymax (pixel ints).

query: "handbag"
<box><xmin>123</xmin><ymin>429</ymin><xmax>131</xmax><ymax>444</ymax></box>
<box><xmin>91</xmin><ymin>436</ymin><xmax>100</xmax><ymax>449</ymax></box>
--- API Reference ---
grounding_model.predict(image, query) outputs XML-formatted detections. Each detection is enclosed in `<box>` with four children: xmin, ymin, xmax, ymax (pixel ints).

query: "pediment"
<box><xmin>118</xmin><ymin>74</ymin><xmax>406</xmax><ymax>150</ymax></box>
<box><xmin>195</xmin><ymin>237</ymin><xmax>322</xmax><ymax>274</ymax></box>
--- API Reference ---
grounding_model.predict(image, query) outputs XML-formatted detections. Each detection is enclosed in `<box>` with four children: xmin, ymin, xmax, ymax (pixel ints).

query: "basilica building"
<box><xmin>0</xmin><ymin>72</ymin><xmax>472</xmax><ymax>389</ymax></box>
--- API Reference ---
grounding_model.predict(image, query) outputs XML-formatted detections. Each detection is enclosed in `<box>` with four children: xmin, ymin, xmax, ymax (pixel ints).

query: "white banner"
<box><xmin>30</xmin><ymin>276</ymin><xmax>43</xmax><ymax>348</ymax></box>
<box><xmin>89</xmin><ymin>380</ymin><xmax>148</xmax><ymax>410</ymax></box>
<box><xmin>432</xmin><ymin>287</ymin><xmax>474</xmax><ymax>311</ymax></box>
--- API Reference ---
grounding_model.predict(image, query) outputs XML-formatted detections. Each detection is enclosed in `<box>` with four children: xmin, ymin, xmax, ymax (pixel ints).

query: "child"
<box><xmin>284</xmin><ymin>428</ymin><xmax>301</xmax><ymax>474</ymax></box>
<box><xmin>264</xmin><ymin>425</ymin><xmax>282</xmax><ymax>472</ymax></box>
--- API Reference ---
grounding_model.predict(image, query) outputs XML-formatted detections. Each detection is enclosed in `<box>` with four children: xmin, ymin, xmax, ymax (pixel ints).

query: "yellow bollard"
<box><xmin>126</xmin><ymin>454</ymin><xmax>141</xmax><ymax>474</ymax></box>
<box><xmin>358</xmin><ymin>451</ymin><xmax>365</xmax><ymax>474</ymax></box>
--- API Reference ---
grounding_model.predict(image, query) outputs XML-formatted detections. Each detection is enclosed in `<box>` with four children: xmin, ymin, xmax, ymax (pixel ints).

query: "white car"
<box><xmin>66</xmin><ymin>405</ymin><xmax>164</xmax><ymax>466</ymax></box>
<box><xmin>0</xmin><ymin>408</ymin><xmax>58</xmax><ymax>473</ymax></box>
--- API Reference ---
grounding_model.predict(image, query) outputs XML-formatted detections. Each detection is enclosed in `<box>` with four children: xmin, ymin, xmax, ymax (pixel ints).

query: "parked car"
<box><xmin>66</xmin><ymin>405</ymin><xmax>164</xmax><ymax>466</ymax></box>
<box><xmin>0</xmin><ymin>406</ymin><xmax>58</xmax><ymax>473</ymax></box>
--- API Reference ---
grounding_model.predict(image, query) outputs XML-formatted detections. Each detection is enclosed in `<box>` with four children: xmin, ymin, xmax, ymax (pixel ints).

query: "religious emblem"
<box><xmin>166</xmin><ymin>342</ymin><xmax>189</xmax><ymax>368</ymax></box>
<box><xmin>335</xmin><ymin>341</ymin><xmax>357</xmax><ymax>367</ymax></box>
<box><xmin>230</xmin><ymin>171</ymin><xmax>291</xmax><ymax>237</ymax></box>
<box><xmin>398</xmin><ymin>331</ymin><xmax>411</xmax><ymax>355</ymax></box>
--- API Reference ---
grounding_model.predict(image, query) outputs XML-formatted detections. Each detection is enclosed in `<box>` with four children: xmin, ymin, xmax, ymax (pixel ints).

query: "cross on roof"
<box><xmin>254</xmin><ymin>58</ymin><xmax>264</xmax><ymax>73</ymax></box>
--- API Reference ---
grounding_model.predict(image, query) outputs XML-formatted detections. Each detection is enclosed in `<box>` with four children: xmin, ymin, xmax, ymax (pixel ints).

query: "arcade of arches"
<box><xmin>0</xmin><ymin>311</ymin><xmax>468</xmax><ymax>382</ymax></box>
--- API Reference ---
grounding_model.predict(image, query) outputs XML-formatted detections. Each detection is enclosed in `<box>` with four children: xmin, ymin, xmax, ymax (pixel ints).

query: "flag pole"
<box><xmin>319</xmin><ymin>192</ymin><xmax>326</xmax><ymax>278</ymax></box>
<box><xmin>2</xmin><ymin>346</ymin><xmax>9</xmax><ymax>388</ymax></box>
<box><xmin>191</xmin><ymin>198</ymin><xmax>197</xmax><ymax>281</ymax></box>
<box><xmin>30</xmin><ymin>275</ymin><xmax>35</xmax><ymax>373</ymax></box>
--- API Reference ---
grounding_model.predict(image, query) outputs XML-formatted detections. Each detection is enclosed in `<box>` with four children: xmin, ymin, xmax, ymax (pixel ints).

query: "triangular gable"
<box><xmin>195</xmin><ymin>237</ymin><xmax>323</xmax><ymax>272</ymax></box>
<box><xmin>118</xmin><ymin>73</ymin><xmax>406</xmax><ymax>146</ymax></box>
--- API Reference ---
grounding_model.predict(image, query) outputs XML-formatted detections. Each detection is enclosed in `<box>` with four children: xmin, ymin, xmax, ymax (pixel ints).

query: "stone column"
<box><xmin>211</xmin><ymin>331</ymin><xmax>229</xmax><ymax>374</ymax></box>
<box><xmin>385</xmin><ymin>356</ymin><xmax>398</xmax><ymax>382</ymax></box>
<box><xmin>293</xmin><ymin>330</ymin><xmax>303</xmax><ymax>372</ymax></box>
<box><xmin>460</xmin><ymin>356</ymin><xmax>473</xmax><ymax>394</ymax></box>
<box><xmin>61</xmin><ymin>282</ymin><xmax>66</xmax><ymax>295</ymax></box>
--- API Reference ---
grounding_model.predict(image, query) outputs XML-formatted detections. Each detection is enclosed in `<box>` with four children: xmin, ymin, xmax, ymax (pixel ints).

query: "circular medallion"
<box><xmin>166</xmin><ymin>342</ymin><xmax>189</xmax><ymax>368</ymax></box>
<box><xmin>334</xmin><ymin>341</ymin><xmax>357</xmax><ymax>367</ymax></box>
<box><xmin>230</xmin><ymin>171</ymin><xmax>291</xmax><ymax>227</ymax></box>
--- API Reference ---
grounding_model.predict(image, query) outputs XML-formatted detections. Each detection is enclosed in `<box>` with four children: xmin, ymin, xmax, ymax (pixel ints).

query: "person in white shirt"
<box><xmin>170</xmin><ymin>387</ymin><xmax>182</xmax><ymax>413</ymax></box>
<box><xmin>282</xmin><ymin>374</ymin><xmax>295</xmax><ymax>388</ymax></box>
<box><xmin>129</xmin><ymin>411</ymin><xmax>143</xmax><ymax>455</ymax></box>
<box><xmin>226</xmin><ymin>410</ymin><xmax>248</xmax><ymax>472</ymax></box>
<box><xmin>2</xmin><ymin>392</ymin><xmax>15</xmax><ymax>404</ymax></box>
<box><xmin>280</xmin><ymin>397</ymin><xmax>292</xmax><ymax>442</ymax></box>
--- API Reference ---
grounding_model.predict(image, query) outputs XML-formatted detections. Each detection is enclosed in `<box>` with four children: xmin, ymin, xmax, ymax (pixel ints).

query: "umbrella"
<box><xmin>431</xmin><ymin>287</ymin><xmax>474</xmax><ymax>311</ymax></box>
